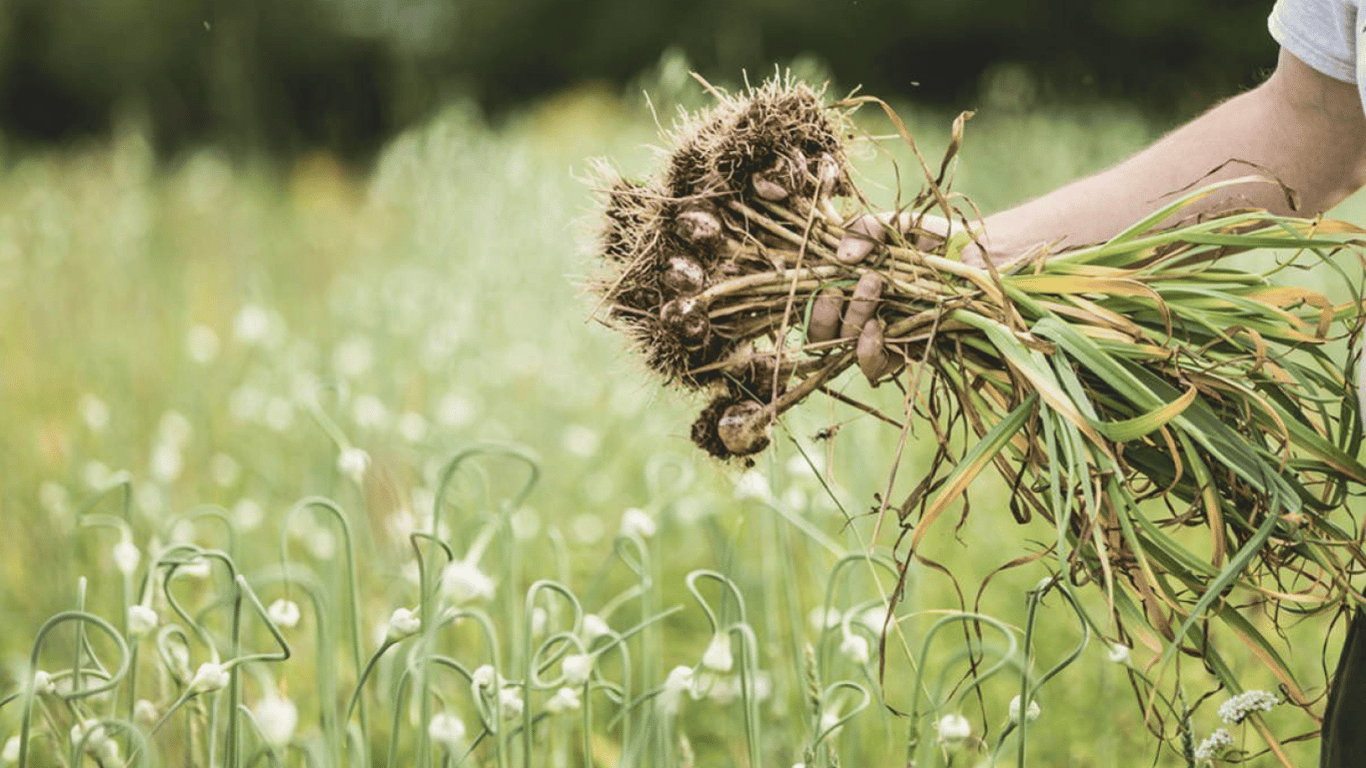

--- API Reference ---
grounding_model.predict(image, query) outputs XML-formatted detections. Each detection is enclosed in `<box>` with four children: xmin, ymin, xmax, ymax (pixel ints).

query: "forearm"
<box><xmin>975</xmin><ymin>49</ymin><xmax>1366</xmax><ymax>264</ymax></box>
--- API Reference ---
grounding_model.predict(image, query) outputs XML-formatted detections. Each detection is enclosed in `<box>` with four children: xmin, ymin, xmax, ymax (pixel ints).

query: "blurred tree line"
<box><xmin>0</xmin><ymin>0</ymin><xmax>1276</xmax><ymax>164</ymax></box>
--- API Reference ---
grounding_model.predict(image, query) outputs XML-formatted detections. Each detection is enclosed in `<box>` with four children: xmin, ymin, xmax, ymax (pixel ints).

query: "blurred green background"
<box><xmin>0</xmin><ymin>0</ymin><xmax>1276</xmax><ymax>164</ymax></box>
<box><xmin>0</xmin><ymin>1</ymin><xmax>1341</xmax><ymax>766</ymax></box>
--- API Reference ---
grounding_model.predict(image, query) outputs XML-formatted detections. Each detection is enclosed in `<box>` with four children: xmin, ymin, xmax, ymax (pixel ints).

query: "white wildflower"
<box><xmin>252</xmin><ymin>694</ymin><xmax>298</xmax><ymax>748</ymax></box>
<box><xmin>498</xmin><ymin>687</ymin><xmax>524</xmax><ymax>720</ymax></box>
<box><xmin>385</xmin><ymin>608</ymin><xmax>420</xmax><ymax>642</ymax></box>
<box><xmin>32</xmin><ymin>670</ymin><xmax>54</xmax><ymax>695</ymax></box>
<box><xmin>701</xmin><ymin>633</ymin><xmax>734</xmax><ymax>672</ymax></box>
<box><xmin>529</xmin><ymin>606</ymin><xmax>549</xmax><ymax>637</ymax></box>
<box><xmin>175</xmin><ymin>558</ymin><xmax>212</xmax><ymax>580</ymax></box>
<box><xmin>936</xmin><ymin>714</ymin><xmax>972</xmax><ymax>746</ymax></box>
<box><xmin>78</xmin><ymin>394</ymin><xmax>110</xmax><ymax>432</ymax></box>
<box><xmin>351</xmin><ymin>394</ymin><xmax>389</xmax><ymax>430</ymax></box>
<box><xmin>263</xmin><ymin>397</ymin><xmax>294</xmax><ymax>432</ymax></box>
<box><xmin>71</xmin><ymin>720</ymin><xmax>118</xmax><ymax>763</ymax></box>
<box><xmin>333</xmin><ymin>335</ymin><xmax>374</xmax><ymax>379</ymax></box>
<box><xmin>39</xmin><ymin>482</ymin><xmax>70</xmax><ymax>520</ymax></box>
<box><xmin>135</xmin><ymin>481</ymin><xmax>165</xmax><ymax>517</ymax></box>
<box><xmin>1009</xmin><ymin>695</ymin><xmax>1041</xmax><ymax>723</ymax></box>
<box><xmin>337</xmin><ymin>447</ymin><xmax>370</xmax><ymax>484</ymax></box>
<box><xmin>619</xmin><ymin>507</ymin><xmax>657</xmax><ymax>539</ymax></box>
<box><xmin>1194</xmin><ymin>728</ymin><xmax>1234</xmax><ymax>760</ymax></box>
<box><xmin>428</xmin><ymin>712</ymin><xmax>467</xmax><ymax>749</ymax></box>
<box><xmin>561</xmin><ymin>653</ymin><xmax>593</xmax><ymax>686</ymax></box>
<box><xmin>268</xmin><ymin>599</ymin><xmax>301</xmax><ymax>629</ymax></box>
<box><xmin>437</xmin><ymin>392</ymin><xmax>474</xmax><ymax>427</ymax></box>
<box><xmin>111</xmin><ymin>538</ymin><xmax>141</xmax><ymax>576</ymax></box>
<box><xmin>82</xmin><ymin>460</ymin><xmax>112</xmax><ymax>490</ymax></box>
<box><xmin>818</xmin><ymin>707</ymin><xmax>845</xmax><ymax>738</ymax></box>
<box><xmin>779</xmin><ymin>486</ymin><xmax>808</xmax><ymax>511</ymax></box>
<box><xmin>158</xmin><ymin>410</ymin><xmax>193</xmax><ymax>446</ymax></box>
<box><xmin>188</xmin><ymin>662</ymin><xmax>230</xmax><ymax>693</ymax></box>
<box><xmin>441</xmin><ymin>559</ymin><xmax>495</xmax><ymax>604</ymax></box>
<box><xmin>229</xmin><ymin>384</ymin><xmax>266</xmax><ymax>422</ymax></box>
<box><xmin>1107</xmin><ymin>643</ymin><xmax>1132</xmax><ymax>665</ymax></box>
<box><xmin>471</xmin><ymin>665</ymin><xmax>499</xmax><ymax>694</ymax></box>
<box><xmin>397</xmin><ymin>411</ymin><xmax>428</xmax><ymax>442</ymax></box>
<box><xmin>858</xmin><ymin>606</ymin><xmax>889</xmax><ymax>633</ymax></box>
<box><xmin>808</xmin><ymin>607</ymin><xmax>841</xmax><ymax>633</ymax></box>
<box><xmin>660</xmin><ymin>665</ymin><xmax>695</xmax><ymax>715</ymax></box>
<box><xmin>569</xmin><ymin>513</ymin><xmax>605</xmax><ymax>545</ymax></box>
<box><xmin>133</xmin><ymin>699</ymin><xmax>158</xmax><ymax>725</ymax></box>
<box><xmin>126</xmin><ymin>604</ymin><xmax>158</xmax><ymax>636</ymax></box>
<box><xmin>232</xmin><ymin>498</ymin><xmax>264</xmax><ymax>531</ymax></box>
<box><xmin>839</xmin><ymin>632</ymin><xmax>870</xmax><ymax>666</ymax></box>
<box><xmin>234</xmin><ymin>304</ymin><xmax>272</xmax><ymax>344</ymax></box>
<box><xmin>733</xmin><ymin>470</ymin><xmax>771</xmax><ymax>500</ymax></box>
<box><xmin>149</xmin><ymin>442</ymin><xmax>183</xmax><ymax>484</ymax></box>
<box><xmin>561</xmin><ymin>424</ymin><xmax>600</xmax><ymax>457</ymax></box>
<box><xmin>2</xmin><ymin>735</ymin><xmax>18</xmax><ymax>763</ymax></box>
<box><xmin>185</xmin><ymin>324</ymin><xmax>220</xmax><ymax>363</ymax></box>
<box><xmin>210</xmin><ymin>453</ymin><xmax>241</xmax><ymax>487</ymax></box>
<box><xmin>546</xmin><ymin>686</ymin><xmax>582</xmax><ymax>714</ymax></box>
<box><xmin>582</xmin><ymin>614</ymin><xmax>611</xmax><ymax>642</ymax></box>
<box><xmin>1217</xmin><ymin>690</ymin><xmax>1278</xmax><ymax>724</ymax></box>
<box><xmin>510</xmin><ymin>506</ymin><xmax>541</xmax><ymax>541</ymax></box>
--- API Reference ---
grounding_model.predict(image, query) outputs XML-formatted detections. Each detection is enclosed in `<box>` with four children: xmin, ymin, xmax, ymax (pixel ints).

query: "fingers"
<box><xmin>857</xmin><ymin>318</ymin><xmax>900</xmax><ymax>383</ymax></box>
<box><xmin>840</xmin><ymin>272</ymin><xmax>883</xmax><ymax>339</ymax></box>
<box><xmin>807</xmin><ymin>286</ymin><xmax>844</xmax><ymax>343</ymax></box>
<box><xmin>836</xmin><ymin>214</ymin><xmax>885</xmax><ymax>264</ymax></box>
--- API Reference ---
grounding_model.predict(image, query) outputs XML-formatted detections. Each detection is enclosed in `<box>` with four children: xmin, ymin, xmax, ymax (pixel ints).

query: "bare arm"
<box><xmin>975</xmin><ymin>48</ymin><xmax>1366</xmax><ymax>263</ymax></box>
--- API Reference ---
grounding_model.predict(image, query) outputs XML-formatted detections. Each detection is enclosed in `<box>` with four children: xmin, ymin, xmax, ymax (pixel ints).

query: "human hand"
<box><xmin>807</xmin><ymin>212</ymin><xmax>971</xmax><ymax>383</ymax></box>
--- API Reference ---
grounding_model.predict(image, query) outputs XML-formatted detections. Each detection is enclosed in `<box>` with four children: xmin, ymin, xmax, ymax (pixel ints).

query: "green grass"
<box><xmin>0</xmin><ymin>82</ymin><xmax>1359</xmax><ymax>767</ymax></box>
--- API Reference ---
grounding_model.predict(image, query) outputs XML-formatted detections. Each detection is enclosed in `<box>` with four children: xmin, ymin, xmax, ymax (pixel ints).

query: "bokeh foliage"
<box><xmin>0</xmin><ymin>0</ymin><xmax>1277</xmax><ymax>162</ymax></box>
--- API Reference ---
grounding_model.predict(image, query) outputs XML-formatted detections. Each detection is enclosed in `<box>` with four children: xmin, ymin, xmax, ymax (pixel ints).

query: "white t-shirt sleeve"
<box><xmin>1268</xmin><ymin>0</ymin><xmax>1359</xmax><ymax>83</ymax></box>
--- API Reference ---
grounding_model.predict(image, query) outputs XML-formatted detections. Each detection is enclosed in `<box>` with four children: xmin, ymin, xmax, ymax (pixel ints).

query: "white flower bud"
<box><xmin>1009</xmin><ymin>695</ymin><xmax>1041</xmax><ymax>723</ymax></box>
<box><xmin>428</xmin><ymin>712</ymin><xmax>467</xmax><ymax>749</ymax></box>
<box><xmin>839</xmin><ymin>632</ymin><xmax>870</xmax><ymax>666</ymax></box>
<box><xmin>561</xmin><ymin>653</ymin><xmax>593</xmax><ymax>686</ymax></box>
<box><xmin>385</xmin><ymin>608</ymin><xmax>421</xmax><ymax>642</ymax></box>
<box><xmin>1194</xmin><ymin>728</ymin><xmax>1234</xmax><ymax>760</ymax></box>
<box><xmin>112</xmin><ymin>538</ymin><xmax>141</xmax><ymax>576</ymax></box>
<box><xmin>127</xmin><ymin>604</ymin><xmax>158</xmax><ymax>636</ymax></box>
<box><xmin>441</xmin><ymin>559</ymin><xmax>495</xmax><ymax>604</ymax></box>
<box><xmin>2</xmin><ymin>735</ymin><xmax>19</xmax><ymax>763</ymax></box>
<box><xmin>471</xmin><ymin>664</ymin><xmax>499</xmax><ymax>694</ymax></box>
<box><xmin>337</xmin><ymin>448</ymin><xmax>370</xmax><ymax>484</ymax></box>
<box><xmin>546</xmin><ymin>686</ymin><xmax>582</xmax><ymax>714</ymax></box>
<box><xmin>498</xmin><ymin>688</ymin><xmax>524</xmax><ymax>721</ymax></box>
<box><xmin>529</xmin><ymin>607</ymin><xmax>549</xmax><ymax>638</ymax></box>
<box><xmin>268</xmin><ymin>599</ymin><xmax>302</xmax><ymax>629</ymax></box>
<box><xmin>619</xmin><ymin>508</ymin><xmax>657</xmax><ymax>539</ymax></box>
<box><xmin>701</xmin><ymin>633</ymin><xmax>733</xmax><ymax>672</ymax></box>
<box><xmin>659</xmin><ymin>665</ymin><xmax>694</xmax><ymax>715</ymax></box>
<box><xmin>582</xmin><ymin>614</ymin><xmax>611</xmax><ymax>641</ymax></box>
<box><xmin>133</xmin><ymin>699</ymin><xmax>158</xmax><ymax>725</ymax></box>
<box><xmin>1107</xmin><ymin>643</ymin><xmax>1131</xmax><ymax>665</ymax></box>
<box><xmin>252</xmin><ymin>695</ymin><xmax>298</xmax><ymax>748</ymax></box>
<box><xmin>937</xmin><ymin>714</ymin><xmax>972</xmax><ymax>746</ymax></box>
<box><xmin>807</xmin><ymin>607</ymin><xmax>841</xmax><ymax>633</ymax></box>
<box><xmin>32</xmin><ymin>670</ymin><xmax>55</xmax><ymax>695</ymax></box>
<box><xmin>188</xmin><ymin>662</ymin><xmax>230</xmax><ymax>694</ymax></box>
<box><xmin>1217</xmin><ymin>690</ymin><xmax>1278</xmax><ymax>724</ymax></box>
<box><xmin>71</xmin><ymin>720</ymin><xmax>119</xmax><ymax>763</ymax></box>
